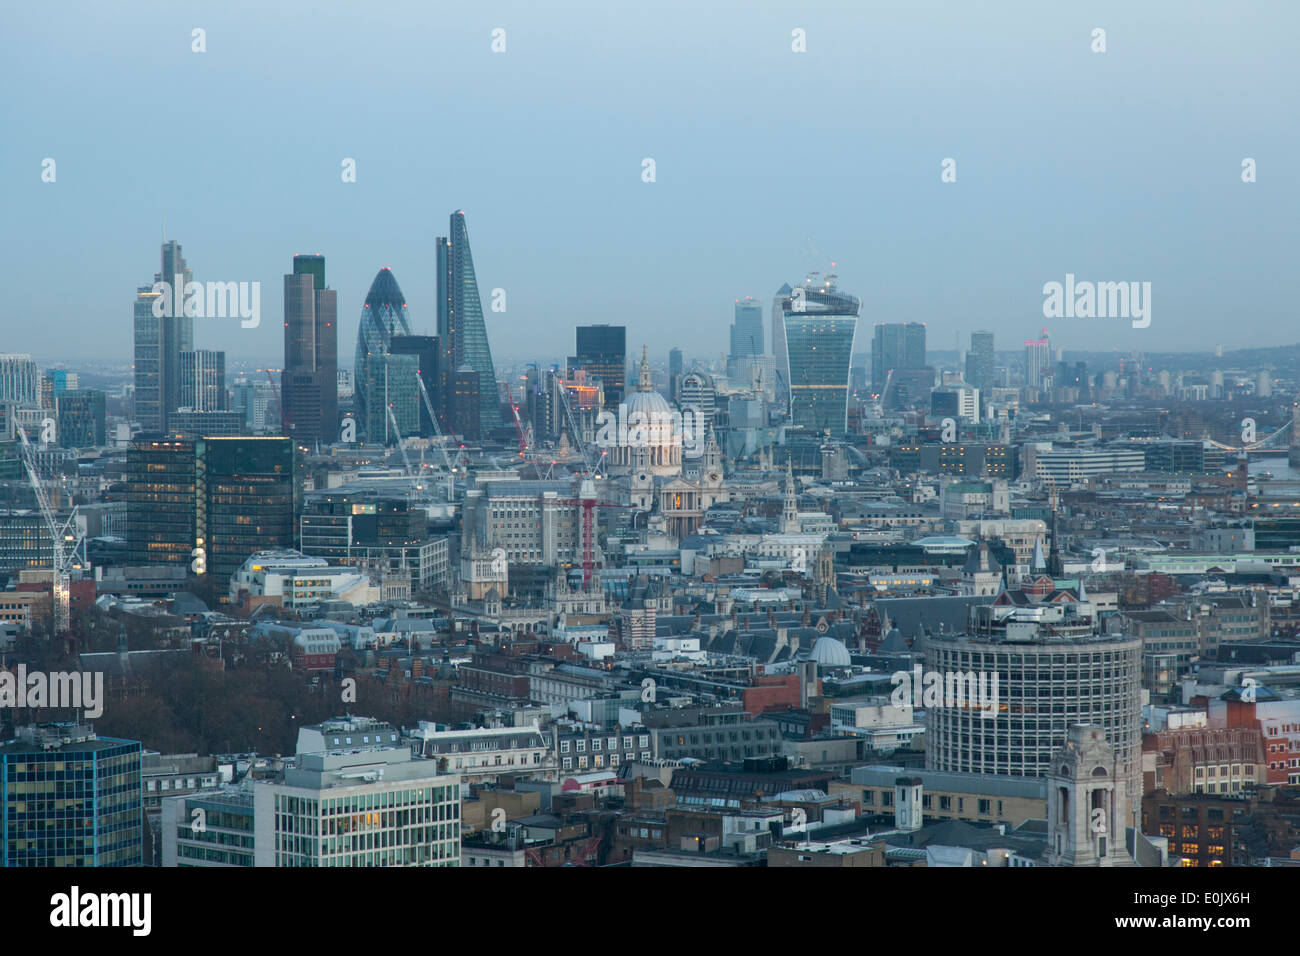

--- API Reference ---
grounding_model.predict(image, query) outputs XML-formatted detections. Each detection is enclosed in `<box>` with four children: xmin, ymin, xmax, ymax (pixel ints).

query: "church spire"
<box><xmin>781</xmin><ymin>457</ymin><xmax>799</xmax><ymax>533</ymax></box>
<box><xmin>637</xmin><ymin>345</ymin><xmax>652</xmax><ymax>392</ymax></box>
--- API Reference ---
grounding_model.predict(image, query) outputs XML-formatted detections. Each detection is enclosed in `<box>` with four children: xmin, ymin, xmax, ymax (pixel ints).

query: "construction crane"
<box><xmin>414</xmin><ymin>374</ymin><xmax>466</xmax><ymax>475</ymax></box>
<box><xmin>384</xmin><ymin>404</ymin><xmax>416</xmax><ymax>477</ymax></box>
<box><xmin>16</xmin><ymin>426</ymin><xmax>85</xmax><ymax>636</ymax></box>
<box><xmin>556</xmin><ymin>476</ymin><xmax>628</xmax><ymax>591</ymax></box>
<box><xmin>503</xmin><ymin>382</ymin><xmax>530</xmax><ymax>459</ymax></box>
<box><xmin>554</xmin><ymin>380</ymin><xmax>604</xmax><ymax>479</ymax></box>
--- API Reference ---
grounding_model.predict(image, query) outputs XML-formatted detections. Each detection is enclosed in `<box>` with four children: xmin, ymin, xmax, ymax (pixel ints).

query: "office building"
<box><xmin>0</xmin><ymin>723</ymin><xmax>142</xmax><ymax>867</ymax></box>
<box><xmin>299</xmin><ymin>492</ymin><xmax>450</xmax><ymax>591</ymax></box>
<box><xmin>167</xmin><ymin>409</ymin><xmax>245</xmax><ymax>438</ymax></box>
<box><xmin>930</xmin><ymin>385</ymin><xmax>979</xmax><ymax>424</ymax></box>
<box><xmin>436</xmin><ymin>211</ymin><xmax>501</xmax><ymax>435</ymax></box>
<box><xmin>355</xmin><ymin>267</ymin><xmax>419</xmax><ymax>444</ymax></box>
<box><xmin>924</xmin><ymin>632</ymin><xmax>1143</xmax><ymax>821</ymax></box>
<box><xmin>282</xmin><ymin>254</ymin><xmax>339</xmax><ymax>447</ymax></box>
<box><xmin>451</xmin><ymin>366</ymin><xmax>481</xmax><ymax>441</ymax></box>
<box><xmin>0</xmin><ymin>510</ymin><xmax>55</xmax><ymax>573</ymax></box>
<box><xmin>780</xmin><ymin>277</ymin><xmax>861</xmax><ymax>436</ymax></box>
<box><xmin>126</xmin><ymin>436</ymin><xmax>296</xmax><ymax>590</ymax></box>
<box><xmin>44</xmin><ymin>369</ymin><xmax>77</xmax><ymax>400</ymax></box>
<box><xmin>965</xmin><ymin>330</ymin><xmax>995</xmax><ymax>394</ymax></box>
<box><xmin>164</xmin><ymin>718</ymin><xmax>462</xmax><ymax>867</ymax></box>
<box><xmin>1025</xmin><ymin>335</ymin><xmax>1051</xmax><ymax>389</ymax></box>
<box><xmin>257</xmin><ymin>718</ymin><xmax>461</xmax><ymax>866</ymax></box>
<box><xmin>133</xmin><ymin>240</ymin><xmax>193</xmax><ymax>434</ymax></box>
<box><xmin>0</xmin><ymin>354</ymin><xmax>39</xmax><ymax>407</ymax></box>
<box><xmin>728</xmin><ymin>297</ymin><xmax>764</xmax><ymax>381</ymax></box>
<box><xmin>179</xmin><ymin>349</ymin><xmax>226</xmax><ymax>412</ymax></box>
<box><xmin>125</xmin><ymin>437</ymin><xmax>197</xmax><ymax>569</ymax></box>
<box><xmin>161</xmin><ymin>789</ymin><xmax>256</xmax><ymax>867</ymax></box>
<box><xmin>668</xmin><ymin>347</ymin><xmax>683</xmax><ymax>402</ymax></box>
<box><xmin>1029</xmin><ymin>446</ymin><xmax>1146</xmax><ymax>484</ymax></box>
<box><xmin>199</xmin><ymin>437</ymin><xmax>297</xmax><ymax>587</ymax></box>
<box><xmin>871</xmin><ymin>322</ymin><xmax>926</xmax><ymax>395</ymax></box>
<box><xmin>677</xmin><ymin>369</ymin><xmax>717</xmax><ymax>432</ymax></box>
<box><xmin>575</xmin><ymin>325</ymin><xmax>627</xmax><ymax>406</ymax></box>
<box><xmin>389</xmin><ymin>334</ymin><xmax>440</xmax><ymax>438</ymax></box>
<box><xmin>57</xmin><ymin>389</ymin><xmax>106</xmax><ymax>447</ymax></box>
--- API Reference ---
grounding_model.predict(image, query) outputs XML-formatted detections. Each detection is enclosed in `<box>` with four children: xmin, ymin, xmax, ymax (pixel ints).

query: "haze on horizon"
<box><xmin>3</xmin><ymin>0</ymin><xmax>1296</xmax><ymax>365</ymax></box>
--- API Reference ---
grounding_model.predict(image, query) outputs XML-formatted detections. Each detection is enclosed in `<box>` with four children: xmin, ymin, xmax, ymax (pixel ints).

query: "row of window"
<box><xmin>559</xmin><ymin>735</ymin><xmax>648</xmax><ymax>754</ymax></box>
<box><xmin>561</xmin><ymin>752</ymin><xmax>651</xmax><ymax>771</ymax></box>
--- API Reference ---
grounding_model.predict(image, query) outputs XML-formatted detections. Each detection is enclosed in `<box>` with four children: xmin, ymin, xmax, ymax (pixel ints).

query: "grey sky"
<box><xmin>3</xmin><ymin>0</ymin><xmax>1296</xmax><ymax>364</ymax></box>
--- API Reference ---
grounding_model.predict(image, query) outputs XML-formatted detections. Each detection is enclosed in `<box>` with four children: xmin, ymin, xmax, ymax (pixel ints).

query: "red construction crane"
<box><xmin>503</xmin><ymin>382</ymin><xmax>529</xmax><ymax>459</ymax></box>
<box><xmin>556</xmin><ymin>476</ymin><xmax>628</xmax><ymax>591</ymax></box>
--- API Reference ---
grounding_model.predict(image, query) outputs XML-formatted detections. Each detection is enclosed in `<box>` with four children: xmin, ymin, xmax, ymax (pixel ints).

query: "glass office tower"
<box><xmin>437</xmin><ymin>211</ymin><xmax>501</xmax><ymax>435</ymax></box>
<box><xmin>355</xmin><ymin>268</ymin><xmax>418</xmax><ymax>443</ymax></box>
<box><xmin>575</xmin><ymin>325</ymin><xmax>627</xmax><ymax>406</ymax></box>
<box><xmin>282</xmin><ymin>254</ymin><xmax>338</xmax><ymax>447</ymax></box>
<box><xmin>780</xmin><ymin>279</ymin><xmax>860</xmax><ymax>437</ymax></box>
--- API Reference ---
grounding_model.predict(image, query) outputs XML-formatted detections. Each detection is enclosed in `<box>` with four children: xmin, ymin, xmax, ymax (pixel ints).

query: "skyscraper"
<box><xmin>730</xmin><ymin>297</ymin><xmax>764</xmax><ymax>359</ymax></box>
<box><xmin>780</xmin><ymin>277</ymin><xmax>861</xmax><ymax>436</ymax></box>
<box><xmin>355</xmin><ymin>268</ymin><xmax>419</xmax><ymax>443</ymax></box>
<box><xmin>871</xmin><ymin>322</ymin><xmax>927</xmax><ymax>395</ymax></box>
<box><xmin>1025</xmin><ymin>333</ymin><xmax>1051</xmax><ymax>389</ymax></box>
<box><xmin>668</xmin><ymin>347</ymin><xmax>683</xmax><ymax>403</ymax></box>
<box><xmin>282</xmin><ymin>254</ymin><xmax>338</xmax><ymax>447</ymax></box>
<box><xmin>575</xmin><ymin>325</ymin><xmax>627</xmax><ymax>406</ymax></box>
<box><xmin>133</xmin><ymin>241</ymin><xmax>193</xmax><ymax>434</ymax></box>
<box><xmin>965</xmin><ymin>330</ymin><xmax>995</xmax><ymax>394</ymax></box>
<box><xmin>436</xmin><ymin>211</ymin><xmax>501</xmax><ymax>435</ymax></box>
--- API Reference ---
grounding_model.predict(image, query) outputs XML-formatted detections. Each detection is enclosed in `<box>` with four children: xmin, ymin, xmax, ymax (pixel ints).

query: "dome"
<box><xmin>624</xmin><ymin>385</ymin><xmax>672</xmax><ymax>420</ymax></box>
<box><xmin>604</xmin><ymin>346</ymin><xmax>683</xmax><ymax>477</ymax></box>
<box><xmin>810</xmin><ymin>636</ymin><xmax>851</xmax><ymax>667</ymax></box>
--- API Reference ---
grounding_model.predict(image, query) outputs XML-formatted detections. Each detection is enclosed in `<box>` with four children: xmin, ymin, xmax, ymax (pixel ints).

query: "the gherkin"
<box><xmin>437</xmin><ymin>211</ymin><xmax>501</xmax><ymax>435</ymax></box>
<box><xmin>354</xmin><ymin>267</ymin><xmax>419</xmax><ymax>444</ymax></box>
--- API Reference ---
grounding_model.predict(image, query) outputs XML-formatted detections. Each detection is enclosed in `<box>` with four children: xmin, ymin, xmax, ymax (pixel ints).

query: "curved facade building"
<box><xmin>778</xmin><ymin>277</ymin><xmax>860</xmax><ymax>437</ymax></box>
<box><xmin>355</xmin><ymin>268</ymin><xmax>419</xmax><ymax>444</ymax></box>
<box><xmin>923</xmin><ymin>632</ymin><xmax>1143</xmax><ymax>822</ymax></box>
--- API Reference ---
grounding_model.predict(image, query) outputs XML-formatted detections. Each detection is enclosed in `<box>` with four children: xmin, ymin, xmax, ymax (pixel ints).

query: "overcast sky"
<box><xmin>3</xmin><ymin>0</ymin><xmax>1296</xmax><ymax>365</ymax></box>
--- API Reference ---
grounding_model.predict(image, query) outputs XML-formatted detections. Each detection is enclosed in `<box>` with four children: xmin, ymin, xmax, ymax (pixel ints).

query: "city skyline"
<box><xmin>3</xmin><ymin>0</ymin><xmax>1299</xmax><ymax>899</ymax></box>
<box><xmin>5</xmin><ymin>1</ymin><xmax>1297</xmax><ymax>363</ymax></box>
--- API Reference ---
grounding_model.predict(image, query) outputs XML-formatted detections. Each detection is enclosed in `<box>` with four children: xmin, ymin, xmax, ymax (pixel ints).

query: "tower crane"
<box><xmin>384</xmin><ymin>405</ymin><xmax>416</xmax><ymax>477</ymax></box>
<box><xmin>16</xmin><ymin>426</ymin><xmax>85</xmax><ymax>636</ymax></box>
<box><xmin>503</xmin><ymin>382</ymin><xmax>530</xmax><ymax>459</ymax></box>
<box><xmin>414</xmin><ymin>373</ymin><xmax>467</xmax><ymax>475</ymax></box>
<box><xmin>555</xmin><ymin>476</ymin><xmax>628</xmax><ymax>592</ymax></box>
<box><xmin>554</xmin><ymin>380</ymin><xmax>604</xmax><ymax>479</ymax></box>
